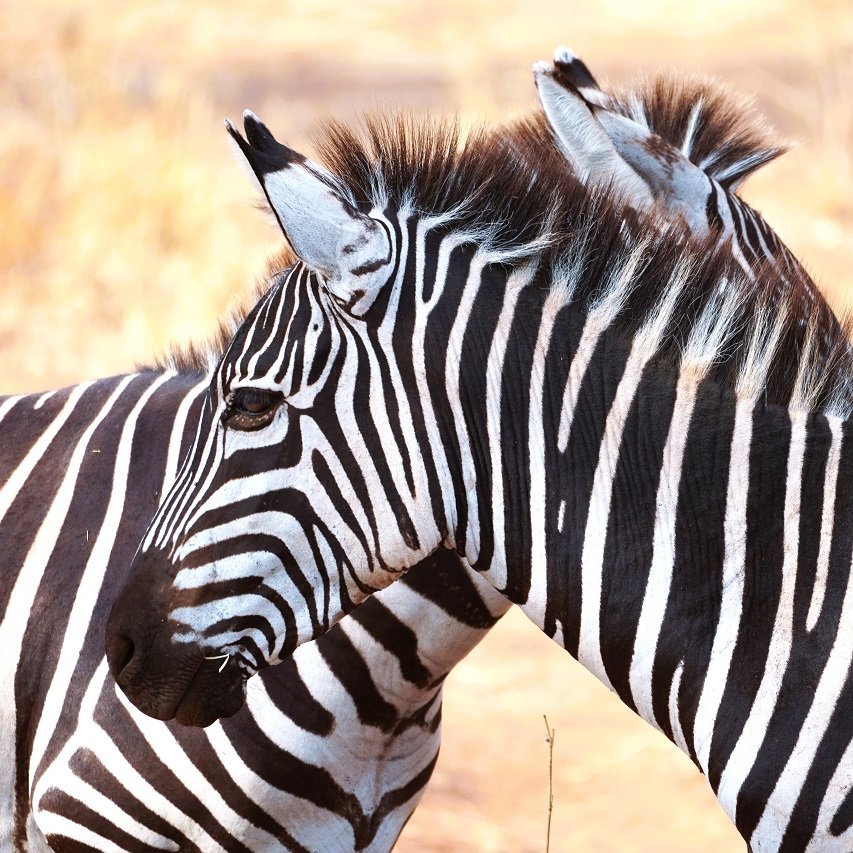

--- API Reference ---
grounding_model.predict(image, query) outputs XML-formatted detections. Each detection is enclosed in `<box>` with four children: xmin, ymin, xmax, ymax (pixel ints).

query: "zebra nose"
<box><xmin>105</xmin><ymin>608</ymin><xmax>149</xmax><ymax>687</ymax></box>
<box><xmin>105</xmin><ymin>547</ymin><xmax>176</xmax><ymax>686</ymax></box>
<box><xmin>105</xmin><ymin>623</ymin><xmax>137</xmax><ymax>684</ymax></box>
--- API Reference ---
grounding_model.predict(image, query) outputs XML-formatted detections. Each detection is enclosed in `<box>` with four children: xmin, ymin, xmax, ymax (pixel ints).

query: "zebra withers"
<box><xmin>107</xmin><ymin>56</ymin><xmax>853</xmax><ymax>849</ymax></box>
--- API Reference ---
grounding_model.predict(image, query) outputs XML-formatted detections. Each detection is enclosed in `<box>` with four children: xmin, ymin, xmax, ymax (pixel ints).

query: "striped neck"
<box><xmin>435</xmin><ymin>261</ymin><xmax>853</xmax><ymax>788</ymax></box>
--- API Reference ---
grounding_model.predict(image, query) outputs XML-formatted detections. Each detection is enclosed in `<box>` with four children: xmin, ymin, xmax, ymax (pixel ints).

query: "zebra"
<box><xmin>0</xmin><ymin>54</ymin><xmax>788</xmax><ymax>851</ymax></box>
<box><xmin>105</xmin><ymin>52</ymin><xmax>853</xmax><ymax>850</ymax></box>
<box><xmin>0</xmin><ymin>366</ymin><xmax>510</xmax><ymax>851</ymax></box>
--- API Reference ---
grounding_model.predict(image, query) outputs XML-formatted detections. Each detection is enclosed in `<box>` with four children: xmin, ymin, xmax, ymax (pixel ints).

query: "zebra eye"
<box><xmin>222</xmin><ymin>388</ymin><xmax>283</xmax><ymax>431</ymax></box>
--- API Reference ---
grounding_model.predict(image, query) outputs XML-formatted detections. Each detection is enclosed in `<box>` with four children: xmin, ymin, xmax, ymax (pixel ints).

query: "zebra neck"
<box><xmin>450</xmin><ymin>295</ymin><xmax>853</xmax><ymax>761</ymax></box>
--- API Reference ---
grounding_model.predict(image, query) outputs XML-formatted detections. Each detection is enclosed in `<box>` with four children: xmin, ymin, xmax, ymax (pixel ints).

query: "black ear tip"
<box><xmin>224</xmin><ymin>118</ymin><xmax>252</xmax><ymax>156</ymax></box>
<box><xmin>242</xmin><ymin>110</ymin><xmax>276</xmax><ymax>150</ymax></box>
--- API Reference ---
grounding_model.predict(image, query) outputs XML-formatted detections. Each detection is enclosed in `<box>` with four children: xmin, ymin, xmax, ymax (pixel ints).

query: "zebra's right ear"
<box><xmin>533</xmin><ymin>59</ymin><xmax>655</xmax><ymax>213</ymax></box>
<box><xmin>540</xmin><ymin>49</ymin><xmax>715</xmax><ymax>237</ymax></box>
<box><xmin>226</xmin><ymin>112</ymin><xmax>392</xmax><ymax>315</ymax></box>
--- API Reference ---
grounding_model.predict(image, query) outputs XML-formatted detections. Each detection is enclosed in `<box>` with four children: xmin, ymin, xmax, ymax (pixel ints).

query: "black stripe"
<box><xmin>664</xmin><ymin>379</ymin><xmax>735</xmax><ymax>761</ymax></box>
<box><xmin>600</xmin><ymin>358</ymin><xmax>678</xmax><ymax>709</ymax></box>
<box><xmin>553</xmin><ymin>325</ymin><xmax>632</xmax><ymax>655</ymax></box>
<box><xmin>709</xmin><ymin>403</ymin><xmax>790</xmax><ymax>796</ymax></box>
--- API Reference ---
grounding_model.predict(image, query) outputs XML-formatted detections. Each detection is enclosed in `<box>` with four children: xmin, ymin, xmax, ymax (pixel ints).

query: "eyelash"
<box><xmin>221</xmin><ymin>388</ymin><xmax>284</xmax><ymax>431</ymax></box>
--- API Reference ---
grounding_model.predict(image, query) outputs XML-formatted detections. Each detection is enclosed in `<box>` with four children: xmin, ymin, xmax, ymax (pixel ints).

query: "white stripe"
<box><xmin>577</xmin><ymin>340</ymin><xmax>652</xmax><ymax>689</ymax></box>
<box><xmin>0</xmin><ymin>394</ymin><xmax>22</xmax><ymax>425</ymax></box>
<box><xmin>410</xmin><ymin>225</ymin><xmax>467</xmax><ymax>544</ymax></box>
<box><xmin>556</xmin><ymin>319</ymin><xmax>602</xmax><ymax>453</ymax></box>
<box><xmin>806</xmin><ymin>416</ymin><xmax>843</xmax><ymax>631</ymax></box>
<box><xmin>669</xmin><ymin>661</ymin><xmax>689</xmax><ymax>755</ymax></box>
<box><xmin>32</xmin><ymin>390</ymin><xmax>56</xmax><ymax>410</ymax></box>
<box><xmin>716</xmin><ymin>409</ymin><xmax>806</xmax><ymax>823</ymax></box>
<box><xmin>629</xmin><ymin>376</ymin><xmax>698</xmax><ymax>727</ymax></box>
<box><xmin>693</xmin><ymin>398</ymin><xmax>754</xmax><ymax>772</ymax></box>
<box><xmin>36</xmin><ymin>812</ymin><xmax>164</xmax><ymax>853</ymax></box>
<box><xmin>445</xmin><ymin>254</ymin><xmax>487</xmax><ymax>561</ymax></box>
<box><xmin>525</xmin><ymin>284</ymin><xmax>570</xmax><ymax>622</ymax></box>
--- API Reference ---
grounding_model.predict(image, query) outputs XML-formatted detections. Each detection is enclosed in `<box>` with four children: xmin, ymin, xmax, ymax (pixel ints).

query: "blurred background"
<box><xmin>2</xmin><ymin>0</ymin><xmax>850</xmax><ymax>849</ymax></box>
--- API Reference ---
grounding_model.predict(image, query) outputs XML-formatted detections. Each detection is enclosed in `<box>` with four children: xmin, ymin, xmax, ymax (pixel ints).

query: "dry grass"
<box><xmin>2</xmin><ymin>1</ymin><xmax>851</xmax><ymax>849</ymax></box>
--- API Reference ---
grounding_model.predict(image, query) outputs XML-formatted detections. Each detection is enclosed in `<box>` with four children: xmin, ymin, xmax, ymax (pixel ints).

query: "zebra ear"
<box><xmin>580</xmin><ymin>106</ymin><xmax>714</xmax><ymax>236</ymax></box>
<box><xmin>539</xmin><ymin>49</ymin><xmax>714</xmax><ymax>236</ymax></box>
<box><xmin>533</xmin><ymin>59</ymin><xmax>655</xmax><ymax>213</ymax></box>
<box><xmin>226</xmin><ymin>111</ymin><xmax>391</xmax><ymax>315</ymax></box>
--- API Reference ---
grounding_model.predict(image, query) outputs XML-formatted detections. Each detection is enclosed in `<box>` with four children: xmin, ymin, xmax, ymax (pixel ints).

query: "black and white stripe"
<box><xmin>108</xmin><ymin>57</ymin><xmax>853</xmax><ymax>850</ymax></box>
<box><xmin>0</xmin><ymin>371</ymin><xmax>508</xmax><ymax>850</ymax></box>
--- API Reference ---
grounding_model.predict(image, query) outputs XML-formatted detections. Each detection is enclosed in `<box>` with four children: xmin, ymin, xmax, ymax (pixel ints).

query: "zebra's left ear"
<box><xmin>226</xmin><ymin>111</ymin><xmax>391</xmax><ymax>315</ymax></box>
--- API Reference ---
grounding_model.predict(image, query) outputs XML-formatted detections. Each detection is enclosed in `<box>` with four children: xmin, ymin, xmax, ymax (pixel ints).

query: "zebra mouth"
<box><xmin>112</xmin><ymin>644</ymin><xmax>249</xmax><ymax>727</ymax></box>
<box><xmin>106</xmin><ymin>615</ymin><xmax>249</xmax><ymax>727</ymax></box>
<box><xmin>170</xmin><ymin>654</ymin><xmax>248</xmax><ymax>727</ymax></box>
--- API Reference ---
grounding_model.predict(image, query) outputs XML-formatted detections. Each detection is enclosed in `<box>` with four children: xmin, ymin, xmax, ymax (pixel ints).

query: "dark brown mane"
<box><xmin>154</xmin><ymin>92</ymin><xmax>851</xmax><ymax>415</ymax></box>
<box><xmin>609</xmin><ymin>74</ymin><xmax>787</xmax><ymax>189</ymax></box>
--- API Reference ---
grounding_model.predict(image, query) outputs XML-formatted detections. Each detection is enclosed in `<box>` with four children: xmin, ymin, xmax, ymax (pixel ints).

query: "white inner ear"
<box><xmin>595</xmin><ymin>111</ymin><xmax>714</xmax><ymax>236</ymax></box>
<box><xmin>261</xmin><ymin>163</ymin><xmax>391</xmax><ymax>314</ymax></box>
<box><xmin>535</xmin><ymin>70</ymin><xmax>655</xmax><ymax>211</ymax></box>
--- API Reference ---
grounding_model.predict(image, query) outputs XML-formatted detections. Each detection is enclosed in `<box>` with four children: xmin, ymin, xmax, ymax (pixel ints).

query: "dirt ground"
<box><xmin>2</xmin><ymin>1</ymin><xmax>851</xmax><ymax>849</ymax></box>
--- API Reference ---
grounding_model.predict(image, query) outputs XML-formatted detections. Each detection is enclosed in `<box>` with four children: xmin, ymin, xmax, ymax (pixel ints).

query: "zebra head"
<box><xmin>106</xmin><ymin>112</ymin><xmax>455</xmax><ymax>724</ymax></box>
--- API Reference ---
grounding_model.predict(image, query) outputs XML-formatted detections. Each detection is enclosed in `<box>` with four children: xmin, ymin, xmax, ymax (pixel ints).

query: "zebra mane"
<box><xmin>158</xmin><ymin>90</ymin><xmax>851</xmax><ymax>416</ymax></box>
<box><xmin>607</xmin><ymin>74</ymin><xmax>788</xmax><ymax>190</ymax></box>
<box><xmin>318</xmin><ymin>113</ymin><xmax>853</xmax><ymax>416</ymax></box>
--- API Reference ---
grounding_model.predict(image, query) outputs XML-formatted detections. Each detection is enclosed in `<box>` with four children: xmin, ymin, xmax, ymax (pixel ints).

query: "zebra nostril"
<box><xmin>115</xmin><ymin>636</ymin><xmax>135</xmax><ymax>676</ymax></box>
<box><xmin>112</xmin><ymin>635</ymin><xmax>135</xmax><ymax>680</ymax></box>
<box><xmin>105</xmin><ymin>624</ymin><xmax>138</xmax><ymax>685</ymax></box>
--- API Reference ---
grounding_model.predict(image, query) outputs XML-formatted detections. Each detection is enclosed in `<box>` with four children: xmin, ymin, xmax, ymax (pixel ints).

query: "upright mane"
<box><xmin>158</xmin><ymin>82</ymin><xmax>851</xmax><ymax>416</ymax></box>
<box><xmin>320</xmin><ymin>114</ymin><xmax>853</xmax><ymax>415</ymax></box>
<box><xmin>609</xmin><ymin>74</ymin><xmax>787</xmax><ymax>190</ymax></box>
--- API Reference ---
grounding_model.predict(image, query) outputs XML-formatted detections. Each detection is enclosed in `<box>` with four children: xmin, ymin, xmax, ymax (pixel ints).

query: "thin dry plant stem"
<box><xmin>543</xmin><ymin>714</ymin><xmax>555</xmax><ymax>853</ymax></box>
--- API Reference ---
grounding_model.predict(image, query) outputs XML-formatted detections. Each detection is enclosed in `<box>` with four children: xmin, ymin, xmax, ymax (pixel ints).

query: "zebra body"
<box><xmin>0</xmin><ymin>371</ymin><xmax>508</xmax><ymax>850</ymax></box>
<box><xmin>93</xmin><ymin>54</ymin><xmax>850</xmax><ymax>849</ymax></box>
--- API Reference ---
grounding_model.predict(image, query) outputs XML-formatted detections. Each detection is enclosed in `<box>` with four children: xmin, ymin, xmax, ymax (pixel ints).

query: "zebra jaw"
<box><xmin>226</xmin><ymin>111</ymin><xmax>393</xmax><ymax>316</ymax></box>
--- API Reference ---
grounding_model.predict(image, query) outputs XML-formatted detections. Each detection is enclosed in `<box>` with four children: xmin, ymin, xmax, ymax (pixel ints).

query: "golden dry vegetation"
<box><xmin>1</xmin><ymin>1</ymin><xmax>851</xmax><ymax>850</ymax></box>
